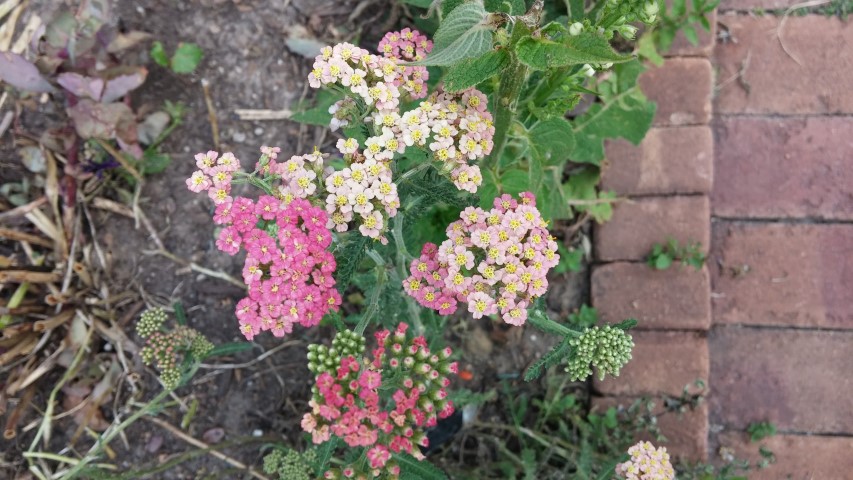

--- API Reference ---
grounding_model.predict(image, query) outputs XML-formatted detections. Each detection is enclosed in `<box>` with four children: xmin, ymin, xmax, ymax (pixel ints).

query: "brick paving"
<box><xmin>591</xmin><ymin>6</ymin><xmax>853</xmax><ymax>475</ymax></box>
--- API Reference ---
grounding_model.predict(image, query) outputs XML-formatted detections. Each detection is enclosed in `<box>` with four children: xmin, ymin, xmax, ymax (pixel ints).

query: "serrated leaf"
<box><xmin>434</xmin><ymin>2</ymin><xmax>487</xmax><ymax>49</ymax></box>
<box><xmin>478</xmin><ymin>168</ymin><xmax>500</xmax><ymax>209</ymax></box>
<box><xmin>171</xmin><ymin>42</ymin><xmax>204</xmax><ymax>74</ymax></box>
<box><xmin>572</xmin><ymin>60</ymin><xmax>655</xmax><ymax>165</ymax></box>
<box><xmin>443</xmin><ymin>49</ymin><xmax>507</xmax><ymax>92</ymax></box>
<box><xmin>528</xmin><ymin>117</ymin><xmax>575</xmax><ymax>167</ymax></box>
<box><xmin>539</xmin><ymin>168</ymin><xmax>572</xmax><ymax>221</ymax></box>
<box><xmin>414</xmin><ymin>2</ymin><xmax>493</xmax><ymax>66</ymax></box>
<box><xmin>524</xmin><ymin>337</ymin><xmax>571</xmax><ymax>381</ymax></box>
<box><xmin>141</xmin><ymin>151</ymin><xmax>170</xmax><ymax>175</ymax></box>
<box><xmin>311</xmin><ymin>437</ymin><xmax>341</xmax><ymax>475</ymax></box>
<box><xmin>334</xmin><ymin>232</ymin><xmax>370</xmax><ymax>294</ymax></box>
<box><xmin>0</xmin><ymin>52</ymin><xmax>55</xmax><ymax>93</ymax></box>
<box><xmin>395</xmin><ymin>453</ymin><xmax>448</xmax><ymax>480</ymax></box>
<box><xmin>150</xmin><ymin>41</ymin><xmax>169</xmax><ymax>67</ymax></box>
<box><xmin>515</xmin><ymin>33</ymin><xmax>632</xmax><ymax>71</ymax></box>
<box><xmin>499</xmin><ymin>168</ymin><xmax>530</xmax><ymax>195</ymax></box>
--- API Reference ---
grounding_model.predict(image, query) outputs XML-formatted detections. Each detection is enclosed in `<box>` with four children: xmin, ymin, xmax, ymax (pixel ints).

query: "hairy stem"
<box><xmin>486</xmin><ymin>55</ymin><xmax>528</xmax><ymax>172</ymax></box>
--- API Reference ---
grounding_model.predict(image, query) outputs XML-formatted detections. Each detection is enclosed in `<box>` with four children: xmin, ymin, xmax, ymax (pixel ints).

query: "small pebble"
<box><xmin>252</xmin><ymin>429</ymin><xmax>263</xmax><ymax>437</ymax></box>
<box><xmin>233</xmin><ymin>131</ymin><xmax>247</xmax><ymax>143</ymax></box>
<box><xmin>254</xmin><ymin>127</ymin><xmax>264</xmax><ymax>136</ymax></box>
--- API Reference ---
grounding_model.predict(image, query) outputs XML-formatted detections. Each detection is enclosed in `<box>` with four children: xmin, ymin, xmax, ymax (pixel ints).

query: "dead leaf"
<box><xmin>56</xmin><ymin>72</ymin><xmax>104</xmax><ymax>100</ymax></box>
<box><xmin>106</xmin><ymin>30</ymin><xmax>151</xmax><ymax>53</ymax></box>
<box><xmin>66</xmin><ymin>99</ymin><xmax>133</xmax><ymax>140</ymax></box>
<box><xmin>0</xmin><ymin>51</ymin><xmax>55</xmax><ymax>93</ymax></box>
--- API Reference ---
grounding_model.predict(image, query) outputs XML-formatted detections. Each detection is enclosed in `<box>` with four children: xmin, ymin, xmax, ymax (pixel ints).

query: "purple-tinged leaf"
<box><xmin>101</xmin><ymin>67</ymin><xmax>147</xmax><ymax>103</ymax></box>
<box><xmin>57</xmin><ymin>72</ymin><xmax>104</xmax><ymax>100</ymax></box>
<box><xmin>0</xmin><ymin>52</ymin><xmax>56</xmax><ymax>93</ymax></box>
<box><xmin>67</xmin><ymin>99</ymin><xmax>133</xmax><ymax>140</ymax></box>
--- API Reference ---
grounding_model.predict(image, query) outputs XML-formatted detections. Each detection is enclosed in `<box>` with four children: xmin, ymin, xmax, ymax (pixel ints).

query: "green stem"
<box><xmin>486</xmin><ymin>54</ymin><xmax>528</xmax><ymax>172</ymax></box>
<box><xmin>355</xmin><ymin>251</ymin><xmax>388</xmax><ymax>336</ymax></box>
<box><xmin>390</xmin><ymin>213</ymin><xmax>425</xmax><ymax>334</ymax></box>
<box><xmin>0</xmin><ymin>282</ymin><xmax>29</xmax><ymax>328</ymax></box>
<box><xmin>63</xmin><ymin>387</ymin><xmax>174</xmax><ymax>479</ymax></box>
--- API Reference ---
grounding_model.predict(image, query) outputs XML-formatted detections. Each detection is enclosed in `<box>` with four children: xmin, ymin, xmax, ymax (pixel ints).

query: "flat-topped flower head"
<box><xmin>616</xmin><ymin>441</ymin><xmax>675</xmax><ymax>480</ymax></box>
<box><xmin>404</xmin><ymin>192</ymin><xmax>559</xmax><ymax>326</ymax></box>
<box><xmin>303</xmin><ymin>326</ymin><xmax>455</xmax><ymax>479</ymax></box>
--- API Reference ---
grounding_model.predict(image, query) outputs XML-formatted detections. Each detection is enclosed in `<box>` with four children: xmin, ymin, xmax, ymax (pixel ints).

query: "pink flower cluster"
<box><xmin>302</xmin><ymin>323</ymin><xmax>456</xmax><ymax>479</ymax></box>
<box><xmin>271</xmin><ymin>150</ymin><xmax>328</xmax><ymax>203</ymax></box>
<box><xmin>378</xmin><ymin>28</ymin><xmax>432</xmax><ymax>100</ymax></box>
<box><xmin>616</xmin><ymin>441</ymin><xmax>675</xmax><ymax>480</ymax></box>
<box><xmin>185</xmin><ymin>150</ymin><xmax>242</xmax><ymax>204</ymax></box>
<box><xmin>308</xmin><ymin>32</ymin><xmax>431</xmax><ymax>120</ymax></box>
<box><xmin>186</xmin><ymin>149</ymin><xmax>343</xmax><ymax>339</ymax></box>
<box><xmin>225</xmin><ymin>197</ymin><xmax>341</xmax><ymax>340</ymax></box>
<box><xmin>404</xmin><ymin>192</ymin><xmax>559</xmax><ymax>326</ymax></box>
<box><xmin>399</xmin><ymin>88</ymin><xmax>495</xmax><ymax>192</ymax></box>
<box><xmin>324</xmin><ymin>158</ymin><xmax>400</xmax><ymax>242</ymax></box>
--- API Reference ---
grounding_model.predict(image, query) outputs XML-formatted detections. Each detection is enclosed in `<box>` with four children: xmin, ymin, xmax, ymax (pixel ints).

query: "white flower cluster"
<box><xmin>324</xmin><ymin>158</ymin><xmax>400</xmax><ymax>242</ymax></box>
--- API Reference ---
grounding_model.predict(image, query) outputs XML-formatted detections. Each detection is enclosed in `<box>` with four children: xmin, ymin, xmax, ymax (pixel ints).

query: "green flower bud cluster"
<box><xmin>606</xmin><ymin>0</ymin><xmax>660</xmax><ymax>25</ymax></box>
<box><xmin>566</xmin><ymin>325</ymin><xmax>634</xmax><ymax>381</ymax></box>
<box><xmin>262</xmin><ymin>447</ymin><xmax>316</xmax><ymax>480</ymax></box>
<box><xmin>137</xmin><ymin>308</ymin><xmax>213</xmax><ymax>389</ymax></box>
<box><xmin>136</xmin><ymin>307</ymin><xmax>167</xmax><ymax>338</ymax></box>
<box><xmin>306</xmin><ymin>329</ymin><xmax>366</xmax><ymax>376</ymax></box>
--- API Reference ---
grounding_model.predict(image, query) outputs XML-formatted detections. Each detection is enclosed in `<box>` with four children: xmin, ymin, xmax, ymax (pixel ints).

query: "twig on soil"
<box><xmin>234</xmin><ymin>109</ymin><xmax>292</xmax><ymax>121</ymax></box>
<box><xmin>0</xmin><ymin>196</ymin><xmax>47</xmax><ymax>223</ymax></box>
<box><xmin>198</xmin><ymin>340</ymin><xmax>301</xmax><ymax>369</ymax></box>
<box><xmin>0</xmin><ymin>111</ymin><xmax>12</xmax><ymax>138</ymax></box>
<box><xmin>0</xmin><ymin>227</ymin><xmax>54</xmax><ymax>247</ymax></box>
<box><xmin>144</xmin><ymin>248</ymin><xmax>245</xmax><ymax>288</ymax></box>
<box><xmin>3</xmin><ymin>384</ymin><xmax>34</xmax><ymax>439</ymax></box>
<box><xmin>201</xmin><ymin>79</ymin><xmax>220</xmax><ymax>150</ymax></box>
<box><xmin>145</xmin><ymin>416</ymin><xmax>270</xmax><ymax>480</ymax></box>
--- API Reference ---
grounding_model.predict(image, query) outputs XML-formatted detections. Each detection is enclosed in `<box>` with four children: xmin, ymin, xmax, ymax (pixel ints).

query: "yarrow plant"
<box><xmin>171</xmin><ymin>0</ymin><xmax>710</xmax><ymax>473</ymax></box>
<box><xmin>302</xmin><ymin>325</ymin><xmax>457</xmax><ymax>479</ymax></box>
<box><xmin>616</xmin><ymin>441</ymin><xmax>676</xmax><ymax>480</ymax></box>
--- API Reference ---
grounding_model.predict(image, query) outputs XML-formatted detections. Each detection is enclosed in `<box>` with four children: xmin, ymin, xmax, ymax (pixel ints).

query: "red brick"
<box><xmin>719</xmin><ymin>0</ymin><xmax>801</xmax><ymax>9</ymax></box>
<box><xmin>711</xmin><ymin>222</ymin><xmax>853</xmax><ymax>329</ymax></box>
<box><xmin>665</xmin><ymin>7</ymin><xmax>716</xmax><ymax>57</ymax></box>
<box><xmin>713</xmin><ymin>117</ymin><xmax>853</xmax><ymax>220</ymax></box>
<box><xmin>602</xmin><ymin>126</ymin><xmax>713</xmax><ymax>195</ymax></box>
<box><xmin>715</xmin><ymin>432</ymin><xmax>853</xmax><ymax>480</ymax></box>
<box><xmin>594</xmin><ymin>330</ymin><xmax>709</xmax><ymax>397</ymax></box>
<box><xmin>710</xmin><ymin>327</ymin><xmax>853</xmax><ymax>432</ymax></box>
<box><xmin>639</xmin><ymin>58</ymin><xmax>713</xmax><ymax>126</ymax></box>
<box><xmin>592</xmin><ymin>396</ymin><xmax>709</xmax><ymax>461</ymax></box>
<box><xmin>592</xmin><ymin>262</ymin><xmax>711</xmax><ymax>330</ymax></box>
<box><xmin>594</xmin><ymin>196</ymin><xmax>710</xmax><ymax>262</ymax></box>
<box><xmin>714</xmin><ymin>16</ymin><xmax>853</xmax><ymax>114</ymax></box>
